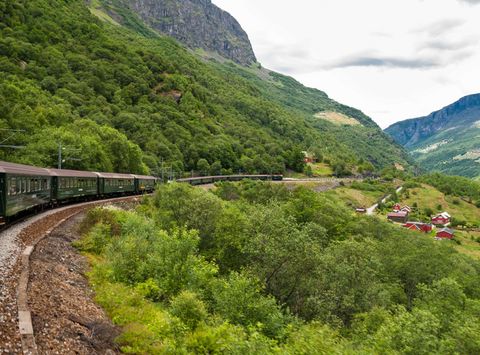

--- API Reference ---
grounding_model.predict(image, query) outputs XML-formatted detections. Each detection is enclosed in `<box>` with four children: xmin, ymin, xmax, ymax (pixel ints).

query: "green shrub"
<box><xmin>73</xmin><ymin>222</ymin><xmax>111</xmax><ymax>255</ymax></box>
<box><xmin>213</xmin><ymin>272</ymin><xmax>286</xmax><ymax>338</ymax></box>
<box><xmin>170</xmin><ymin>291</ymin><xmax>208</xmax><ymax>330</ymax></box>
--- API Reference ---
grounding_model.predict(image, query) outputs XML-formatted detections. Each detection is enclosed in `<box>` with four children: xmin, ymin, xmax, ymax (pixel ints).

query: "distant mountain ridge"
<box><xmin>385</xmin><ymin>94</ymin><xmax>480</xmax><ymax>178</ymax></box>
<box><xmin>101</xmin><ymin>0</ymin><xmax>257</xmax><ymax>65</ymax></box>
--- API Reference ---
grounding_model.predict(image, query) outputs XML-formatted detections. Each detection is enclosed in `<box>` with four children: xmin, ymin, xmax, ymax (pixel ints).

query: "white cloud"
<box><xmin>212</xmin><ymin>0</ymin><xmax>480</xmax><ymax>128</ymax></box>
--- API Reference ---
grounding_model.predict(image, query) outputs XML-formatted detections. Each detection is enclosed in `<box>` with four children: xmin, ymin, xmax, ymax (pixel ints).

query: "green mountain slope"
<box><xmin>0</xmin><ymin>0</ymin><xmax>411</xmax><ymax>176</ymax></box>
<box><xmin>385</xmin><ymin>94</ymin><xmax>480</xmax><ymax>178</ymax></box>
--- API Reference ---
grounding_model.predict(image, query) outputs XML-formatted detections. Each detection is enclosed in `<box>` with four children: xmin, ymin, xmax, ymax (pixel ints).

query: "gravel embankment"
<box><xmin>0</xmin><ymin>196</ymin><xmax>141</xmax><ymax>354</ymax></box>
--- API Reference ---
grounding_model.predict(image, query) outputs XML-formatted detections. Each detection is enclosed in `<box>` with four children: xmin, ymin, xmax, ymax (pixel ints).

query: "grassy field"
<box><xmin>400</xmin><ymin>184</ymin><xmax>480</xmax><ymax>224</ymax></box>
<box><xmin>310</xmin><ymin>163</ymin><xmax>333</xmax><ymax>176</ymax></box>
<box><xmin>326</xmin><ymin>187</ymin><xmax>382</xmax><ymax>208</ymax></box>
<box><xmin>314</xmin><ymin>111</ymin><xmax>360</xmax><ymax>126</ymax></box>
<box><xmin>454</xmin><ymin>230</ymin><xmax>480</xmax><ymax>260</ymax></box>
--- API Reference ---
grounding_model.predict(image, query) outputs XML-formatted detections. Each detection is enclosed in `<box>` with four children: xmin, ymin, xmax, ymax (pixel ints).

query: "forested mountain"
<box><xmin>385</xmin><ymin>94</ymin><xmax>480</xmax><ymax>178</ymax></box>
<box><xmin>0</xmin><ymin>0</ymin><xmax>411</xmax><ymax>176</ymax></box>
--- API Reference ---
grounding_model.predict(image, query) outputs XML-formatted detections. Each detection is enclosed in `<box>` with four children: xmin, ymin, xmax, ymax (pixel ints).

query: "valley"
<box><xmin>1</xmin><ymin>0</ymin><xmax>480</xmax><ymax>354</ymax></box>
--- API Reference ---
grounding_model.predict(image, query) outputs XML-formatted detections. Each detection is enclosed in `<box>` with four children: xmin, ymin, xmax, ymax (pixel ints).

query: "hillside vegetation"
<box><xmin>0</xmin><ymin>0</ymin><xmax>411</xmax><ymax>175</ymax></box>
<box><xmin>77</xmin><ymin>181</ymin><xmax>480</xmax><ymax>354</ymax></box>
<box><xmin>385</xmin><ymin>94</ymin><xmax>480</xmax><ymax>179</ymax></box>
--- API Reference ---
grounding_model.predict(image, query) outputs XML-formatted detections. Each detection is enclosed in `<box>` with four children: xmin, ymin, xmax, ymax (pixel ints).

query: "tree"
<box><xmin>196</xmin><ymin>158</ymin><xmax>210</xmax><ymax>175</ymax></box>
<box><xmin>210</xmin><ymin>161</ymin><xmax>222</xmax><ymax>175</ymax></box>
<box><xmin>304</xmin><ymin>164</ymin><xmax>313</xmax><ymax>177</ymax></box>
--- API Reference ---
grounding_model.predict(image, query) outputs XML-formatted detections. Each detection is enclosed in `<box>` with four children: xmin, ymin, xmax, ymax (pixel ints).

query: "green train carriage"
<box><xmin>49</xmin><ymin>168</ymin><xmax>98</xmax><ymax>202</ymax></box>
<box><xmin>134</xmin><ymin>174</ymin><xmax>156</xmax><ymax>193</ymax></box>
<box><xmin>96</xmin><ymin>172</ymin><xmax>136</xmax><ymax>196</ymax></box>
<box><xmin>0</xmin><ymin>161</ymin><xmax>52</xmax><ymax>224</ymax></box>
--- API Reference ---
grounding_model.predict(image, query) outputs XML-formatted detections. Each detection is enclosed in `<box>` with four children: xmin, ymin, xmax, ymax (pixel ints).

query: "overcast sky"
<box><xmin>212</xmin><ymin>0</ymin><xmax>480</xmax><ymax>128</ymax></box>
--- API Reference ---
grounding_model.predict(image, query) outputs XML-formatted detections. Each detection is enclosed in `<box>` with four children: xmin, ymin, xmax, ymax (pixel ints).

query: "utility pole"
<box><xmin>161</xmin><ymin>158</ymin><xmax>164</xmax><ymax>182</ymax></box>
<box><xmin>58</xmin><ymin>143</ymin><xmax>62</xmax><ymax>169</ymax></box>
<box><xmin>56</xmin><ymin>143</ymin><xmax>81</xmax><ymax>169</ymax></box>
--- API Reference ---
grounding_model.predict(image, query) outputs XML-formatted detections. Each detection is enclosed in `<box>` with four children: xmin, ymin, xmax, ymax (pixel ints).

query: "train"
<box><xmin>0</xmin><ymin>160</ymin><xmax>283</xmax><ymax>224</ymax></box>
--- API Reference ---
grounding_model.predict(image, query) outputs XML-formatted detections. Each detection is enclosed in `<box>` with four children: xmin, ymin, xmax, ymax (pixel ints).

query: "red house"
<box><xmin>387</xmin><ymin>211</ymin><xmax>409</xmax><ymax>223</ymax></box>
<box><xmin>432</xmin><ymin>212</ymin><xmax>451</xmax><ymax>226</ymax></box>
<box><xmin>436</xmin><ymin>228</ymin><xmax>455</xmax><ymax>239</ymax></box>
<box><xmin>403</xmin><ymin>222</ymin><xmax>433</xmax><ymax>233</ymax></box>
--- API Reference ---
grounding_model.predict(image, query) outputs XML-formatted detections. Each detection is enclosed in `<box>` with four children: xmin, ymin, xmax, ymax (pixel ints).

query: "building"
<box><xmin>436</xmin><ymin>228</ymin><xmax>455</xmax><ymax>239</ymax></box>
<box><xmin>432</xmin><ymin>212</ymin><xmax>451</xmax><ymax>226</ymax></box>
<box><xmin>403</xmin><ymin>222</ymin><xmax>433</xmax><ymax>233</ymax></box>
<box><xmin>387</xmin><ymin>211</ymin><xmax>409</xmax><ymax>223</ymax></box>
<box><xmin>393</xmin><ymin>203</ymin><xmax>401</xmax><ymax>212</ymax></box>
<box><xmin>401</xmin><ymin>206</ymin><xmax>412</xmax><ymax>213</ymax></box>
<box><xmin>302</xmin><ymin>151</ymin><xmax>316</xmax><ymax>164</ymax></box>
<box><xmin>356</xmin><ymin>207</ymin><xmax>367</xmax><ymax>214</ymax></box>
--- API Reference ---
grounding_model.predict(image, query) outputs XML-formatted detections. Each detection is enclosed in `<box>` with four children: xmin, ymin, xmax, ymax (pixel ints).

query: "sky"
<box><xmin>212</xmin><ymin>0</ymin><xmax>480</xmax><ymax>128</ymax></box>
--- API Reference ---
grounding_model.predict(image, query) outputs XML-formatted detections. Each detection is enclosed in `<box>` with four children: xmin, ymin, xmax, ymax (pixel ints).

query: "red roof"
<box><xmin>95</xmin><ymin>172</ymin><xmax>136</xmax><ymax>179</ymax></box>
<box><xmin>48</xmin><ymin>168</ymin><xmax>98</xmax><ymax>178</ymax></box>
<box><xmin>0</xmin><ymin>160</ymin><xmax>51</xmax><ymax>176</ymax></box>
<box><xmin>133</xmin><ymin>174</ymin><xmax>156</xmax><ymax>180</ymax></box>
<box><xmin>388</xmin><ymin>211</ymin><xmax>408</xmax><ymax>217</ymax></box>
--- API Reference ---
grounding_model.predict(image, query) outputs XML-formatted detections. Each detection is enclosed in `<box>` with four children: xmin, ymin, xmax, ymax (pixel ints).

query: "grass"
<box><xmin>314</xmin><ymin>111</ymin><xmax>360</xmax><ymax>126</ymax></box>
<box><xmin>310</xmin><ymin>163</ymin><xmax>333</xmax><ymax>177</ymax></box>
<box><xmin>88</xmin><ymin>1</ymin><xmax>121</xmax><ymax>26</ymax></box>
<box><xmin>400</xmin><ymin>184</ymin><xmax>480</xmax><ymax>224</ymax></box>
<box><xmin>454</xmin><ymin>231</ymin><xmax>480</xmax><ymax>261</ymax></box>
<box><xmin>326</xmin><ymin>187</ymin><xmax>381</xmax><ymax>208</ymax></box>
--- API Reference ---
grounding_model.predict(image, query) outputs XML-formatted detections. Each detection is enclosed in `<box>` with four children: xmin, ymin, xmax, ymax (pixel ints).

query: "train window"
<box><xmin>8</xmin><ymin>178</ymin><xmax>13</xmax><ymax>196</ymax></box>
<box><xmin>15</xmin><ymin>178</ymin><xmax>20</xmax><ymax>194</ymax></box>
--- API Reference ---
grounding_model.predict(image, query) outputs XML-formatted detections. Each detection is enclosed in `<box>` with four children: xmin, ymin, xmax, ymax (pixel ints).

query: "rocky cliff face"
<box><xmin>120</xmin><ymin>0</ymin><xmax>257</xmax><ymax>65</ymax></box>
<box><xmin>386</xmin><ymin>94</ymin><xmax>480</xmax><ymax>148</ymax></box>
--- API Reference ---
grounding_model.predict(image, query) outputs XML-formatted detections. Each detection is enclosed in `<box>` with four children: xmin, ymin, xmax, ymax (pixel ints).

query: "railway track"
<box><xmin>0</xmin><ymin>195</ymin><xmax>144</xmax><ymax>354</ymax></box>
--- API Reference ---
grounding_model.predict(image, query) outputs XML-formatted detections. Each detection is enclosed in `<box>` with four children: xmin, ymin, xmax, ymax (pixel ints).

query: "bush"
<box><xmin>74</xmin><ymin>222</ymin><xmax>111</xmax><ymax>255</ymax></box>
<box><xmin>213</xmin><ymin>272</ymin><xmax>286</xmax><ymax>338</ymax></box>
<box><xmin>170</xmin><ymin>291</ymin><xmax>208</xmax><ymax>330</ymax></box>
<box><xmin>423</xmin><ymin>207</ymin><xmax>434</xmax><ymax>217</ymax></box>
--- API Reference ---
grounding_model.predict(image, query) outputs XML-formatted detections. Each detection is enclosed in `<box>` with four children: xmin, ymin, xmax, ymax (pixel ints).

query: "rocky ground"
<box><xmin>28</xmin><ymin>212</ymin><xmax>120</xmax><ymax>354</ymax></box>
<box><xmin>0</xmin><ymin>197</ymin><xmax>142</xmax><ymax>354</ymax></box>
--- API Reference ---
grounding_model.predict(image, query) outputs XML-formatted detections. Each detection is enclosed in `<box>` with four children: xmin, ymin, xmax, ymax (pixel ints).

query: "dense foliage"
<box><xmin>418</xmin><ymin>173</ymin><xmax>480</xmax><ymax>205</ymax></box>
<box><xmin>78</xmin><ymin>181</ymin><xmax>480</xmax><ymax>353</ymax></box>
<box><xmin>0</xmin><ymin>0</ymin><xmax>410</xmax><ymax>175</ymax></box>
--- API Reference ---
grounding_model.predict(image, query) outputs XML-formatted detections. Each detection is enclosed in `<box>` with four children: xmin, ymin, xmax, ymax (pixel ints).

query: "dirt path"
<box><xmin>28</xmin><ymin>212</ymin><xmax>120</xmax><ymax>354</ymax></box>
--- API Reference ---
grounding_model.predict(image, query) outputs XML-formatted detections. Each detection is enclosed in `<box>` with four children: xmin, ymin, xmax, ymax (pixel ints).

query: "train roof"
<box><xmin>133</xmin><ymin>174</ymin><xmax>156</xmax><ymax>180</ymax></box>
<box><xmin>48</xmin><ymin>168</ymin><xmax>98</xmax><ymax>178</ymax></box>
<box><xmin>0</xmin><ymin>160</ymin><xmax>51</xmax><ymax>176</ymax></box>
<box><xmin>95</xmin><ymin>172</ymin><xmax>136</xmax><ymax>179</ymax></box>
<box><xmin>176</xmin><ymin>174</ymin><xmax>278</xmax><ymax>182</ymax></box>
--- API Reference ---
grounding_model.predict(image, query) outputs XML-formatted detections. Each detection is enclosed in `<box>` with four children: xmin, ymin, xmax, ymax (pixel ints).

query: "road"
<box><xmin>367</xmin><ymin>186</ymin><xmax>403</xmax><ymax>216</ymax></box>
